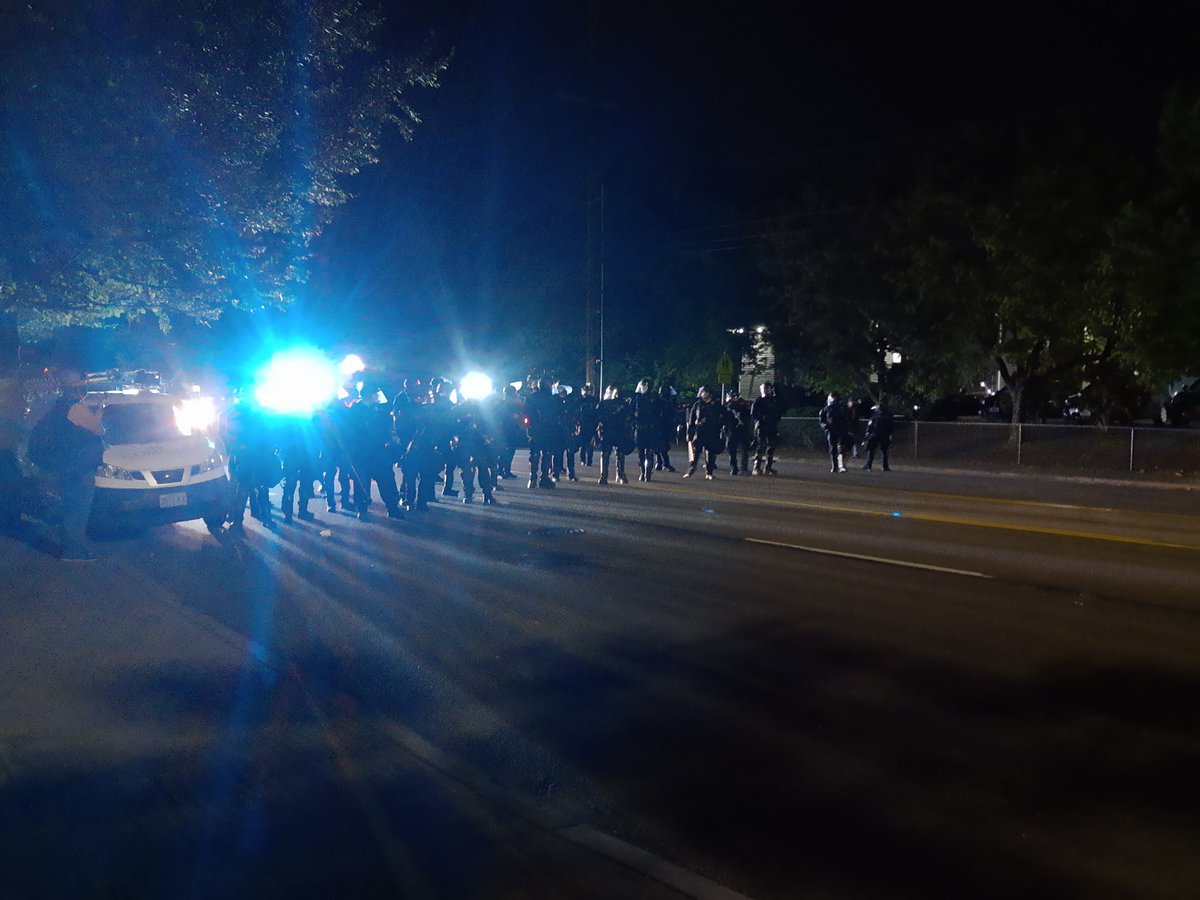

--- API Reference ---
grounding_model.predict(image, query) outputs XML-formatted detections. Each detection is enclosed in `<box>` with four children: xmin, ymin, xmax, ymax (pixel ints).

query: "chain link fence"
<box><xmin>779</xmin><ymin>418</ymin><xmax>1200</xmax><ymax>475</ymax></box>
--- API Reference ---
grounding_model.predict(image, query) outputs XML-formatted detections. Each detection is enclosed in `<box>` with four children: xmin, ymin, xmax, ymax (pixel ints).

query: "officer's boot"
<box><xmin>259</xmin><ymin>490</ymin><xmax>276</xmax><ymax>528</ymax></box>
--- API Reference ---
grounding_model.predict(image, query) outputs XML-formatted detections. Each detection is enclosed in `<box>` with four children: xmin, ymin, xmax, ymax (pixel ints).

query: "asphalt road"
<box><xmin>2</xmin><ymin>458</ymin><xmax>1199</xmax><ymax>898</ymax></box>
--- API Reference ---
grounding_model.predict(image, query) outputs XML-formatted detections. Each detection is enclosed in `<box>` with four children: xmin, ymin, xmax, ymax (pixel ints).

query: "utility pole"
<box><xmin>563</xmin><ymin>3</ymin><xmax>621</xmax><ymax>389</ymax></box>
<box><xmin>585</xmin><ymin>178</ymin><xmax>598</xmax><ymax>389</ymax></box>
<box><xmin>598</xmin><ymin>183</ymin><xmax>605</xmax><ymax>392</ymax></box>
<box><xmin>583</xmin><ymin>176</ymin><xmax>608</xmax><ymax>390</ymax></box>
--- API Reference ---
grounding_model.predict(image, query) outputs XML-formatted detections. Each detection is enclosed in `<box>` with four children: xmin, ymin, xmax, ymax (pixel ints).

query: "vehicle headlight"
<box><xmin>97</xmin><ymin>463</ymin><xmax>144</xmax><ymax>481</ymax></box>
<box><xmin>194</xmin><ymin>453</ymin><xmax>224</xmax><ymax>474</ymax></box>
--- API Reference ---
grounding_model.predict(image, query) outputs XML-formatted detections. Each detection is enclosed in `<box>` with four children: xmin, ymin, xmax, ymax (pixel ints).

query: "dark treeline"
<box><xmin>756</xmin><ymin>88</ymin><xmax>1200</xmax><ymax>424</ymax></box>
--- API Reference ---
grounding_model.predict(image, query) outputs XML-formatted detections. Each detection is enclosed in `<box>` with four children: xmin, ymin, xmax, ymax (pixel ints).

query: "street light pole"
<box><xmin>598</xmin><ymin>183</ymin><xmax>605</xmax><ymax>393</ymax></box>
<box><xmin>585</xmin><ymin>178</ymin><xmax>596</xmax><ymax>389</ymax></box>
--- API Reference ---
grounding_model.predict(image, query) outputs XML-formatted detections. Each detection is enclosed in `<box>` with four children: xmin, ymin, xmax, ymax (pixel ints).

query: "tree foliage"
<box><xmin>762</xmin><ymin>96</ymin><xmax>1200</xmax><ymax>422</ymax></box>
<box><xmin>762</xmin><ymin>192</ymin><xmax>960</xmax><ymax>406</ymax></box>
<box><xmin>0</xmin><ymin>0</ymin><xmax>446</xmax><ymax>340</ymax></box>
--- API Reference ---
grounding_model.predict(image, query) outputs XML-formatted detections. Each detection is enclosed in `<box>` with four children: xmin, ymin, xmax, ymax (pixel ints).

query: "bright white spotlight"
<box><xmin>254</xmin><ymin>347</ymin><xmax>339</xmax><ymax>416</ymax></box>
<box><xmin>174</xmin><ymin>396</ymin><xmax>217</xmax><ymax>436</ymax></box>
<box><xmin>459</xmin><ymin>372</ymin><xmax>494</xmax><ymax>401</ymax></box>
<box><xmin>339</xmin><ymin>354</ymin><xmax>366</xmax><ymax>377</ymax></box>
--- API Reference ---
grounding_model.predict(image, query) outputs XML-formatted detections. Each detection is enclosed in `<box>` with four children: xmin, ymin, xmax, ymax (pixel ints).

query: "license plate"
<box><xmin>159</xmin><ymin>493</ymin><xmax>187</xmax><ymax>509</ymax></box>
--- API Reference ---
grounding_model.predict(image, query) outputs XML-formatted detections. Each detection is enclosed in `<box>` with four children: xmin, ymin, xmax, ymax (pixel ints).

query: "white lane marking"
<box><xmin>561</xmin><ymin>824</ymin><xmax>753</xmax><ymax>900</ymax></box>
<box><xmin>746</xmin><ymin>538</ymin><xmax>993</xmax><ymax>579</ymax></box>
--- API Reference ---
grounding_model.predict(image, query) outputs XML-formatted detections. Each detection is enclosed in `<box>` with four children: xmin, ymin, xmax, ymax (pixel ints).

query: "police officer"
<box><xmin>632</xmin><ymin>378</ymin><xmax>663</xmax><ymax>482</ymax></box>
<box><xmin>401</xmin><ymin>423</ymin><xmax>440</xmax><ymax>511</ymax></box>
<box><xmin>577</xmin><ymin>384</ymin><xmax>598</xmax><ymax>467</ymax></box>
<box><xmin>427</xmin><ymin>380</ymin><xmax>461</xmax><ymax>498</ymax></box>
<box><xmin>724</xmin><ymin>390</ymin><xmax>753</xmax><ymax>475</ymax></box>
<box><xmin>524</xmin><ymin>379</ymin><xmax>558</xmax><ymax>489</ymax></box>
<box><xmin>820</xmin><ymin>391</ymin><xmax>851</xmax><ymax>473</ymax></box>
<box><xmin>683</xmin><ymin>386</ymin><xmax>726</xmax><ymax>479</ymax></box>
<box><xmin>654</xmin><ymin>384</ymin><xmax>679</xmax><ymax>472</ymax></box>
<box><xmin>495</xmin><ymin>383</ymin><xmax>524</xmax><ymax>479</ymax></box>
<box><xmin>223</xmin><ymin>394</ymin><xmax>281</xmax><ymax>529</ymax></box>
<box><xmin>554</xmin><ymin>384</ymin><xmax>580</xmax><ymax>482</ymax></box>
<box><xmin>346</xmin><ymin>385</ymin><xmax>404</xmax><ymax>519</ymax></box>
<box><xmin>278</xmin><ymin>416</ymin><xmax>320</xmax><ymax>522</ymax></box>
<box><xmin>27</xmin><ymin>374</ymin><xmax>105</xmax><ymax>559</ymax></box>
<box><xmin>595</xmin><ymin>385</ymin><xmax>633</xmax><ymax>485</ymax></box>
<box><xmin>315</xmin><ymin>397</ymin><xmax>354</xmax><ymax>513</ymax></box>
<box><xmin>862</xmin><ymin>403</ymin><xmax>894</xmax><ymax>471</ymax></box>
<box><xmin>391</xmin><ymin>377</ymin><xmax>426</xmax><ymax>501</ymax></box>
<box><xmin>456</xmin><ymin>405</ymin><xmax>499</xmax><ymax>505</ymax></box>
<box><xmin>751</xmin><ymin>382</ymin><xmax>782</xmax><ymax>476</ymax></box>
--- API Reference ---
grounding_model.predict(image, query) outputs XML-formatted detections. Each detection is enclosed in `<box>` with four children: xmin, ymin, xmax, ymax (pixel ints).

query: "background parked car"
<box><xmin>1161</xmin><ymin>383</ymin><xmax>1200</xmax><ymax>427</ymax></box>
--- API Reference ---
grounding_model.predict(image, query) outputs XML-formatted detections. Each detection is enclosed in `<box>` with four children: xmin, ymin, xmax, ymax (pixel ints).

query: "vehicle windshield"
<box><xmin>101</xmin><ymin>402</ymin><xmax>181</xmax><ymax>444</ymax></box>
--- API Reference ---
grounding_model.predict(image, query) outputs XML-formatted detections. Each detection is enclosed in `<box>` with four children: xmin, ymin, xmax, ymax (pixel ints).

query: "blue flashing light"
<box><xmin>253</xmin><ymin>347</ymin><xmax>339</xmax><ymax>416</ymax></box>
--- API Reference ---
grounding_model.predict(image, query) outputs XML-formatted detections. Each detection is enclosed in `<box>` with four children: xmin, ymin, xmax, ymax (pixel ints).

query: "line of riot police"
<box><xmin>217</xmin><ymin>377</ymin><xmax>789</xmax><ymax>529</ymax></box>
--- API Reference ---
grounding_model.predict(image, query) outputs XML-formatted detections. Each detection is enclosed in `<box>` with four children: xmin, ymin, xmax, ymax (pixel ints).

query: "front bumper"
<box><xmin>90</xmin><ymin>474</ymin><xmax>230</xmax><ymax>529</ymax></box>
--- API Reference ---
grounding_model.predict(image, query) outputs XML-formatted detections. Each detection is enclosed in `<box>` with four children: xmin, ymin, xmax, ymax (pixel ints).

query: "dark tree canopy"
<box><xmin>0</xmin><ymin>0</ymin><xmax>446</xmax><ymax>339</ymax></box>
<box><xmin>761</xmin><ymin>94</ymin><xmax>1200</xmax><ymax>422</ymax></box>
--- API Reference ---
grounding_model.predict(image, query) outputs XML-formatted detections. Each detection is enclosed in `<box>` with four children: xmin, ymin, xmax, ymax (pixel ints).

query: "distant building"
<box><xmin>738</xmin><ymin>327</ymin><xmax>776</xmax><ymax>397</ymax></box>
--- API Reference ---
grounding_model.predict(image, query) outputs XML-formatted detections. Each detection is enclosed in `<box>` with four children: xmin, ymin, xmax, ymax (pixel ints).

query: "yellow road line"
<box><xmin>894</xmin><ymin>488</ymin><xmax>1200</xmax><ymax>523</ymax></box>
<box><xmin>897</xmin><ymin>490</ymin><xmax>1112</xmax><ymax>512</ymax></box>
<box><xmin>660</xmin><ymin>485</ymin><xmax>1200</xmax><ymax>552</ymax></box>
<box><xmin>746</xmin><ymin>538</ymin><xmax>993</xmax><ymax>578</ymax></box>
<box><xmin>895</xmin><ymin>510</ymin><xmax>1200</xmax><ymax>551</ymax></box>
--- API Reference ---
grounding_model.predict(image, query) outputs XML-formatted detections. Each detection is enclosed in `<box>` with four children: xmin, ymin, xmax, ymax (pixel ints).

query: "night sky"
<box><xmin>134</xmin><ymin>4</ymin><xmax>1200</xmax><ymax>381</ymax></box>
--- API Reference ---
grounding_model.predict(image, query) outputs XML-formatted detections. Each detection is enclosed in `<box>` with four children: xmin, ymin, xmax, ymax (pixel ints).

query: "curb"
<box><xmin>777</xmin><ymin>454</ymin><xmax>1200</xmax><ymax>492</ymax></box>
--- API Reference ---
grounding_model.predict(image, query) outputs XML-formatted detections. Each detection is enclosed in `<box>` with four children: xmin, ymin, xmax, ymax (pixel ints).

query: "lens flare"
<box><xmin>339</xmin><ymin>354</ymin><xmax>366</xmax><ymax>377</ymax></box>
<box><xmin>459</xmin><ymin>371</ymin><xmax>494</xmax><ymax>401</ymax></box>
<box><xmin>174</xmin><ymin>396</ymin><xmax>218</xmax><ymax>436</ymax></box>
<box><xmin>254</xmin><ymin>347</ymin><xmax>339</xmax><ymax>415</ymax></box>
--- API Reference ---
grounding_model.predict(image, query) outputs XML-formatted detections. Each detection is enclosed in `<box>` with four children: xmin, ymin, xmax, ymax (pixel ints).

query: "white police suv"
<box><xmin>82</xmin><ymin>378</ymin><xmax>230</xmax><ymax>532</ymax></box>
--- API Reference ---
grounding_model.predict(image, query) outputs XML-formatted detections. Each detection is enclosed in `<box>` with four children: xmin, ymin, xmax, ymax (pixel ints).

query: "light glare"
<box><xmin>254</xmin><ymin>348</ymin><xmax>339</xmax><ymax>416</ymax></box>
<box><xmin>174</xmin><ymin>396</ymin><xmax>217</xmax><ymax>436</ymax></box>
<box><xmin>460</xmin><ymin>372</ymin><xmax>494</xmax><ymax>401</ymax></box>
<box><xmin>339</xmin><ymin>354</ymin><xmax>366</xmax><ymax>377</ymax></box>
